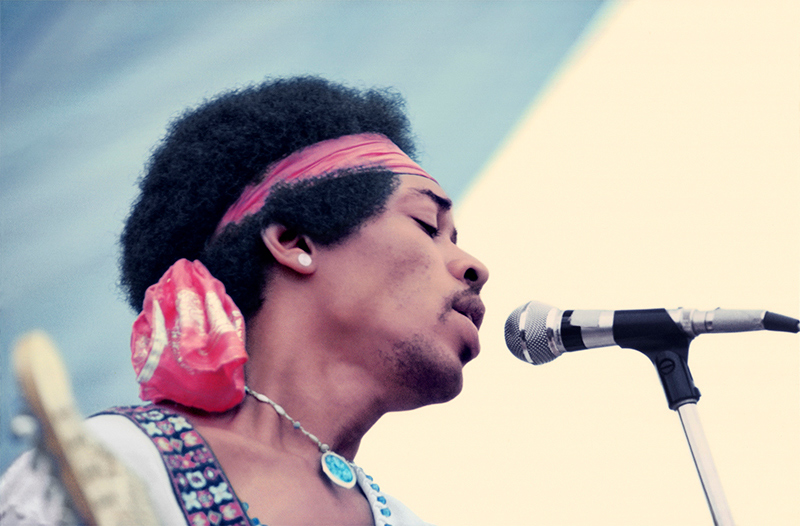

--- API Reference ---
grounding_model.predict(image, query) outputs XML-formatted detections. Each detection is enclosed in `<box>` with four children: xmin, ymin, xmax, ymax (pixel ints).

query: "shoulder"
<box><xmin>86</xmin><ymin>411</ymin><xmax>189</xmax><ymax>525</ymax></box>
<box><xmin>0</xmin><ymin>410</ymin><xmax>189</xmax><ymax>526</ymax></box>
<box><xmin>0</xmin><ymin>414</ymin><xmax>160</xmax><ymax>525</ymax></box>
<box><xmin>355</xmin><ymin>466</ymin><xmax>436</xmax><ymax>526</ymax></box>
<box><xmin>383</xmin><ymin>494</ymin><xmax>437</xmax><ymax>526</ymax></box>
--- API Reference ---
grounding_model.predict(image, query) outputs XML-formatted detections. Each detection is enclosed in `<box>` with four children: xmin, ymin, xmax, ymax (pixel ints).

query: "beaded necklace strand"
<box><xmin>244</xmin><ymin>386</ymin><xmax>357</xmax><ymax>488</ymax></box>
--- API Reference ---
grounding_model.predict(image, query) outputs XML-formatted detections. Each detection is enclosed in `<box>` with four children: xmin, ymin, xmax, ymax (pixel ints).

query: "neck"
<box><xmin>236</xmin><ymin>290</ymin><xmax>389</xmax><ymax>461</ymax></box>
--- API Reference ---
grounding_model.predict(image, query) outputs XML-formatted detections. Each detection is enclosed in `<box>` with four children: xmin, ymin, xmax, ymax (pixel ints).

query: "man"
<box><xmin>1</xmin><ymin>76</ymin><xmax>488</xmax><ymax>525</ymax></box>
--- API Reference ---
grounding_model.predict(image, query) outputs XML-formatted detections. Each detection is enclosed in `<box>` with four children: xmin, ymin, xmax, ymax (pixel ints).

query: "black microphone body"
<box><xmin>505</xmin><ymin>301</ymin><xmax>800</xmax><ymax>366</ymax></box>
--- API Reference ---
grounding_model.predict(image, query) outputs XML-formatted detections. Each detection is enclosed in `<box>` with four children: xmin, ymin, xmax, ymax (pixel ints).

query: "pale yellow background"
<box><xmin>358</xmin><ymin>1</ymin><xmax>800</xmax><ymax>524</ymax></box>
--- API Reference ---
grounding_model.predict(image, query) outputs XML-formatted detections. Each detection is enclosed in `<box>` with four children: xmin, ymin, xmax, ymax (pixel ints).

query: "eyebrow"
<box><xmin>411</xmin><ymin>187</ymin><xmax>458</xmax><ymax>243</ymax></box>
<box><xmin>412</xmin><ymin>188</ymin><xmax>452</xmax><ymax>211</ymax></box>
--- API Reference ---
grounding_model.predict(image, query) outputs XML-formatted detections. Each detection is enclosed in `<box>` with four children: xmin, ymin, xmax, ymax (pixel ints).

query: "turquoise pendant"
<box><xmin>321</xmin><ymin>451</ymin><xmax>356</xmax><ymax>489</ymax></box>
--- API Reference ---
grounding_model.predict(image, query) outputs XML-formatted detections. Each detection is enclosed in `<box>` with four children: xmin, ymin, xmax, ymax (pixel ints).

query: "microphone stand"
<box><xmin>641</xmin><ymin>346</ymin><xmax>735</xmax><ymax>525</ymax></box>
<box><xmin>677</xmin><ymin>402</ymin><xmax>734</xmax><ymax>525</ymax></box>
<box><xmin>615</xmin><ymin>310</ymin><xmax>735</xmax><ymax>525</ymax></box>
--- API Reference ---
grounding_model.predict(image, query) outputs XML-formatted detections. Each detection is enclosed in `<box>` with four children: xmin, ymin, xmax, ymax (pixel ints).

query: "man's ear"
<box><xmin>261</xmin><ymin>224</ymin><xmax>316</xmax><ymax>274</ymax></box>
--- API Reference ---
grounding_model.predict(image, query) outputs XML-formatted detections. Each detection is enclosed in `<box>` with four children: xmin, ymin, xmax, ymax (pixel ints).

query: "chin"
<box><xmin>388</xmin><ymin>336</ymin><xmax>465</xmax><ymax>409</ymax></box>
<box><xmin>394</xmin><ymin>373</ymin><xmax>463</xmax><ymax>411</ymax></box>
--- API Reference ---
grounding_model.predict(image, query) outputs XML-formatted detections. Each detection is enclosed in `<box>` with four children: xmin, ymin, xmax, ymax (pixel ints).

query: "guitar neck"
<box><xmin>13</xmin><ymin>331</ymin><xmax>159</xmax><ymax>526</ymax></box>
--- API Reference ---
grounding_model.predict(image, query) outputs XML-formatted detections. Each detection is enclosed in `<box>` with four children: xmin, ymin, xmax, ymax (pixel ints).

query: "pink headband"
<box><xmin>214</xmin><ymin>133</ymin><xmax>435</xmax><ymax>236</ymax></box>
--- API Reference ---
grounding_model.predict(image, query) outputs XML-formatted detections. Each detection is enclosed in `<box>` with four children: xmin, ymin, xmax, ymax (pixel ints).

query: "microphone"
<box><xmin>505</xmin><ymin>301</ymin><xmax>800</xmax><ymax>365</ymax></box>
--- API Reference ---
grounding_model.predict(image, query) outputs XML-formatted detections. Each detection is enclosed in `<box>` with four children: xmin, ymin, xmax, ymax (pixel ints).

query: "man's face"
<box><xmin>313</xmin><ymin>175</ymin><xmax>489</xmax><ymax>409</ymax></box>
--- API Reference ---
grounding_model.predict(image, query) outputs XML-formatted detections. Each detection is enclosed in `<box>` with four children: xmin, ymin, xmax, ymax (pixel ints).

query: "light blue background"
<box><xmin>0</xmin><ymin>0</ymin><xmax>605</xmax><ymax>471</ymax></box>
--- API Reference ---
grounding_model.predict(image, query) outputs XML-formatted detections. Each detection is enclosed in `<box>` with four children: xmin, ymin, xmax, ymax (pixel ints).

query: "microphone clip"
<box><xmin>643</xmin><ymin>344</ymin><xmax>702</xmax><ymax>410</ymax></box>
<box><xmin>613</xmin><ymin>309</ymin><xmax>701</xmax><ymax>409</ymax></box>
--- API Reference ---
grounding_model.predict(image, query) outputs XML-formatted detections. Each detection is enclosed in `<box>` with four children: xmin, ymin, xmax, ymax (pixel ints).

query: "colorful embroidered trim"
<box><xmin>96</xmin><ymin>406</ymin><xmax>253</xmax><ymax>526</ymax></box>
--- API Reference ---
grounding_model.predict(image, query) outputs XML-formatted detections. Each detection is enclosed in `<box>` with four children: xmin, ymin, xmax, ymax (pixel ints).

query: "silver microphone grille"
<box><xmin>504</xmin><ymin>301</ymin><xmax>559</xmax><ymax>365</ymax></box>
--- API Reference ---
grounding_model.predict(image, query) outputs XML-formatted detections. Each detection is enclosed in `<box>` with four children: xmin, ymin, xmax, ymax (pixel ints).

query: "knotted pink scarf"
<box><xmin>131</xmin><ymin>259</ymin><xmax>247</xmax><ymax>411</ymax></box>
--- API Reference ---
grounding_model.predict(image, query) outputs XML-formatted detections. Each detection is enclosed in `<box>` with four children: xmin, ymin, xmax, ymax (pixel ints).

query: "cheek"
<box><xmin>329</xmin><ymin>241</ymin><xmax>433</xmax><ymax>319</ymax></box>
<box><xmin>382</xmin><ymin>244</ymin><xmax>435</xmax><ymax>306</ymax></box>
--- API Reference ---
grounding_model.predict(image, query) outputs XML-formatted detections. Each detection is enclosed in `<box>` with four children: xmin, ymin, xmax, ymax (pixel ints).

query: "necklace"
<box><xmin>244</xmin><ymin>386</ymin><xmax>357</xmax><ymax>489</ymax></box>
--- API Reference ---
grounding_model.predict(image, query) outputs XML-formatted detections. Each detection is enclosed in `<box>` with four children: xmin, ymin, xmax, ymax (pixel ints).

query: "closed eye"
<box><xmin>414</xmin><ymin>218</ymin><xmax>439</xmax><ymax>238</ymax></box>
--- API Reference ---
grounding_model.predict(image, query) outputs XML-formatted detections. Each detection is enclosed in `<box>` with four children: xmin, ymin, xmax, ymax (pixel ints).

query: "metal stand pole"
<box><xmin>585</xmin><ymin>309</ymin><xmax>749</xmax><ymax>524</ymax></box>
<box><xmin>619</xmin><ymin>310</ymin><xmax>736</xmax><ymax>526</ymax></box>
<box><xmin>677</xmin><ymin>402</ymin><xmax>734</xmax><ymax>526</ymax></box>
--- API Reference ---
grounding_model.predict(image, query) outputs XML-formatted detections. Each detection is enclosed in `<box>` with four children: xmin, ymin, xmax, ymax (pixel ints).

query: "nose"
<box><xmin>448</xmin><ymin>247</ymin><xmax>489</xmax><ymax>292</ymax></box>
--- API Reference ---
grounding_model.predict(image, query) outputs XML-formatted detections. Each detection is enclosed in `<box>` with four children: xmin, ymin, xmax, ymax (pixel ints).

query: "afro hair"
<box><xmin>120</xmin><ymin>76</ymin><xmax>417</xmax><ymax>317</ymax></box>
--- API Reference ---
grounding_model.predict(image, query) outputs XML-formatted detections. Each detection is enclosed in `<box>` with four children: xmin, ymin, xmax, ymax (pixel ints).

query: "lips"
<box><xmin>452</xmin><ymin>293</ymin><xmax>485</xmax><ymax>331</ymax></box>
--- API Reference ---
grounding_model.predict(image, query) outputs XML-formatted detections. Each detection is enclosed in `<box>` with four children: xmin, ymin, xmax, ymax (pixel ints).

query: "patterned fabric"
<box><xmin>96</xmin><ymin>405</ymin><xmax>253</xmax><ymax>526</ymax></box>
